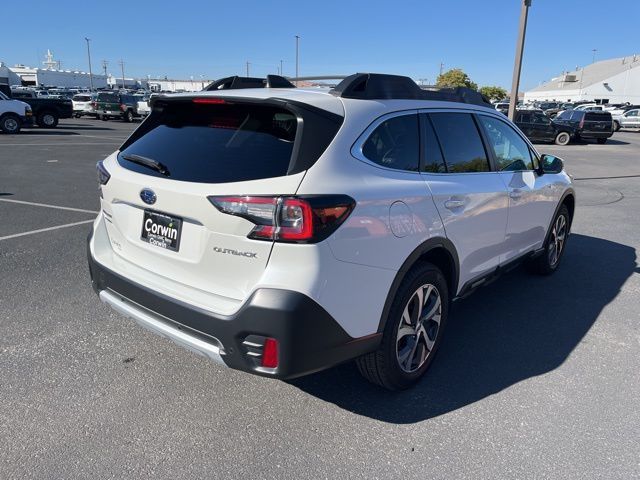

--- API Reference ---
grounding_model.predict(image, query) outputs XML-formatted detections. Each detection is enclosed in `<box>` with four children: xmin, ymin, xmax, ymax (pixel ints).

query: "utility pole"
<box><xmin>246</xmin><ymin>61</ymin><xmax>250</xmax><ymax>77</ymax></box>
<box><xmin>280</xmin><ymin>59</ymin><xmax>283</xmax><ymax>76</ymax></box>
<box><xmin>592</xmin><ymin>49</ymin><xmax>597</xmax><ymax>64</ymax></box>
<box><xmin>295</xmin><ymin>35</ymin><xmax>300</xmax><ymax>86</ymax></box>
<box><xmin>84</xmin><ymin>37</ymin><xmax>94</xmax><ymax>91</ymax></box>
<box><xmin>439</xmin><ymin>62</ymin><xmax>444</xmax><ymax>76</ymax></box>
<box><xmin>508</xmin><ymin>0</ymin><xmax>532</xmax><ymax>121</ymax></box>
<box><xmin>102</xmin><ymin>60</ymin><xmax>108</xmax><ymax>77</ymax></box>
<box><xmin>118</xmin><ymin>59</ymin><xmax>125</xmax><ymax>89</ymax></box>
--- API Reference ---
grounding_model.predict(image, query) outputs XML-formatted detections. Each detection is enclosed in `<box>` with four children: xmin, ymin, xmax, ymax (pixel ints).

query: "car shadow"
<box><xmin>289</xmin><ymin>234</ymin><xmax>636</xmax><ymax>423</ymax></box>
<box><xmin>20</xmin><ymin>130</ymin><xmax>80</xmax><ymax>136</ymax></box>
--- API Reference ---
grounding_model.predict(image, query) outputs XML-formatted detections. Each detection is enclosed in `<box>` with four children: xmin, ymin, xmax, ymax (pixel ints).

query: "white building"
<box><xmin>9</xmin><ymin>64</ymin><xmax>108</xmax><ymax>89</ymax></box>
<box><xmin>525</xmin><ymin>54</ymin><xmax>640</xmax><ymax>104</ymax></box>
<box><xmin>148</xmin><ymin>78</ymin><xmax>211</xmax><ymax>92</ymax></box>
<box><xmin>0</xmin><ymin>62</ymin><xmax>21</xmax><ymax>86</ymax></box>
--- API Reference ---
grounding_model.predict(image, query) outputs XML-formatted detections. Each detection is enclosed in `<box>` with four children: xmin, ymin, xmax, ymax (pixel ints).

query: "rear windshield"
<box><xmin>585</xmin><ymin>112</ymin><xmax>611</xmax><ymax>121</ymax></box>
<box><xmin>97</xmin><ymin>93</ymin><xmax>118</xmax><ymax>102</ymax></box>
<box><xmin>73</xmin><ymin>95</ymin><xmax>91</xmax><ymax>101</ymax></box>
<box><xmin>118</xmin><ymin>102</ymin><xmax>298</xmax><ymax>183</ymax></box>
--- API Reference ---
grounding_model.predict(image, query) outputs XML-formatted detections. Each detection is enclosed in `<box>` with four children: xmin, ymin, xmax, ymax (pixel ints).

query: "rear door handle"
<box><xmin>444</xmin><ymin>199</ymin><xmax>466</xmax><ymax>210</ymax></box>
<box><xmin>509</xmin><ymin>189</ymin><xmax>523</xmax><ymax>200</ymax></box>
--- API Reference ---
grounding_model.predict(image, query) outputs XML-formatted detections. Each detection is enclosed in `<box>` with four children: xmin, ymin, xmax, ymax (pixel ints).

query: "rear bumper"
<box><xmin>87</xmin><ymin>233</ymin><xmax>380</xmax><ymax>379</ymax></box>
<box><xmin>577</xmin><ymin>129</ymin><xmax>613</xmax><ymax>139</ymax></box>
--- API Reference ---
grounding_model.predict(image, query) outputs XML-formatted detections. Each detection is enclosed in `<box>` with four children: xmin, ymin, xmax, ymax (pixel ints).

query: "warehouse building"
<box><xmin>525</xmin><ymin>54</ymin><xmax>640</xmax><ymax>103</ymax></box>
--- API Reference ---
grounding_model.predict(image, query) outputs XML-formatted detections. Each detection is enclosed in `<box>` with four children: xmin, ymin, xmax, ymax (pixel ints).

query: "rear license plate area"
<box><xmin>141</xmin><ymin>210</ymin><xmax>182</xmax><ymax>252</ymax></box>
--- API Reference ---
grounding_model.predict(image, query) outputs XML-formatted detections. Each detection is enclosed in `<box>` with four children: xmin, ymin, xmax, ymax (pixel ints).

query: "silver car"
<box><xmin>613</xmin><ymin>109</ymin><xmax>640</xmax><ymax>131</ymax></box>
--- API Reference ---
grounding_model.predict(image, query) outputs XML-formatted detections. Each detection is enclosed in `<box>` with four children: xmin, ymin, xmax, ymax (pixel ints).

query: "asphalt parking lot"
<box><xmin>1</xmin><ymin>119</ymin><xmax>638</xmax><ymax>479</ymax></box>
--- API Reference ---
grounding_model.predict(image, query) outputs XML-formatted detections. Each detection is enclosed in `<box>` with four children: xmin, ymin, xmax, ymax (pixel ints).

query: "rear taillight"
<box><xmin>579</xmin><ymin>117</ymin><xmax>585</xmax><ymax>129</ymax></box>
<box><xmin>208</xmin><ymin>195</ymin><xmax>355</xmax><ymax>243</ymax></box>
<box><xmin>120</xmin><ymin>104</ymin><xmax>126</xmax><ymax>112</ymax></box>
<box><xmin>96</xmin><ymin>160</ymin><xmax>110</xmax><ymax>185</ymax></box>
<box><xmin>91</xmin><ymin>101</ymin><xmax>97</xmax><ymax>108</ymax></box>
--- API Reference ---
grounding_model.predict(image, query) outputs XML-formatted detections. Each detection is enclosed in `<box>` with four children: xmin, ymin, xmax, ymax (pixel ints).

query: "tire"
<box><xmin>37</xmin><ymin>111</ymin><xmax>58</xmax><ymax>128</ymax></box>
<box><xmin>101</xmin><ymin>115</ymin><xmax>108</xmax><ymax>121</ymax></box>
<box><xmin>527</xmin><ymin>204</ymin><xmax>570</xmax><ymax>276</ymax></box>
<box><xmin>554</xmin><ymin>131</ymin><xmax>570</xmax><ymax>146</ymax></box>
<box><xmin>613</xmin><ymin>121</ymin><xmax>620</xmax><ymax>132</ymax></box>
<box><xmin>74</xmin><ymin>114</ymin><xmax>81</xmax><ymax>119</ymax></box>
<box><xmin>0</xmin><ymin>114</ymin><xmax>21</xmax><ymax>134</ymax></box>
<box><xmin>597</xmin><ymin>138</ymin><xmax>607</xmax><ymax>144</ymax></box>
<box><xmin>356</xmin><ymin>263</ymin><xmax>449</xmax><ymax>390</ymax></box>
<box><xmin>124</xmin><ymin>110</ymin><xmax>134</xmax><ymax>123</ymax></box>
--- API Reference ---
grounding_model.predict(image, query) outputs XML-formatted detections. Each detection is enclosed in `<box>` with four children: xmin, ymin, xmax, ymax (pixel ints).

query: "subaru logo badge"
<box><xmin>140</xmin><ymin>188</ymin><xmax>156</xmax><ymax>205</ymax></box>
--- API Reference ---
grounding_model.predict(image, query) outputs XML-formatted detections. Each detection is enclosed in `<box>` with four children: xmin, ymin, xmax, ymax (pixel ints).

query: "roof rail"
<box><xmin>204</xmin><ymin>75</ymin><xmax>295</xmax><ymax>91</ymax></box>
<box><xmin>329</xmin><ymin>73</ymin><xmax>492</xmax><ymax>107</ymax></box>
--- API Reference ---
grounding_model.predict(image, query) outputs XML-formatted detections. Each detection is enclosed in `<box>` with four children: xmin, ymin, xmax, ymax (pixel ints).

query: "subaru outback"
<box><xmin>88</xmin><ymin>74</ymin><xmax>575</xmax><ymax>390</ymax></box>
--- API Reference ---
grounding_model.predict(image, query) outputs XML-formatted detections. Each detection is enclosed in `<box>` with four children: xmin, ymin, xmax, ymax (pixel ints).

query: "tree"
<box><xmin>479</xmin><ymin>86</ymin><xmax>508</xmax><ymax>102</ymax></box>
<box><xmin>436</xmin><ymin>68</ymin><xmax>478</xmax><ymax>90</ymax></box>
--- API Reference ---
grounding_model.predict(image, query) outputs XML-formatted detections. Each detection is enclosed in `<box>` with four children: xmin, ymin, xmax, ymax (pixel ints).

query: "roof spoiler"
<box><xmin>329</xmin><ymin>73</ymin><xmax>492</xmax><ymax>107</ymax></box>
<box><xmin>204</xmin><ymin>75</ymin><xmax>296</xmax><ymax>91</ymax></box>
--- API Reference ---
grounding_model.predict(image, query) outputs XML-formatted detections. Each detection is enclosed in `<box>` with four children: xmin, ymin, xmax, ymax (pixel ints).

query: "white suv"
<box><xmin>88</xmin><ymin>74</ymin><xmax>575</xmax><ymax>390</ymax></box>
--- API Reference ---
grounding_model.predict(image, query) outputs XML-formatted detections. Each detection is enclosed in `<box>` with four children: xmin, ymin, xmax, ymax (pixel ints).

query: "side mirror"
<box><xmin>539</xmin><ymin>154</ymin><xmax>564</xmax><ymax>174</ymax></box>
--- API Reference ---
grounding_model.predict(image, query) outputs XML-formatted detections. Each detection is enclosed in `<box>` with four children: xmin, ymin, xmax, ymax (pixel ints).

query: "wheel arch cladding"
<box><xmin>377</xmin><ymin>237</ymin><xmax>459</xmax><ymax>334</ymax></box>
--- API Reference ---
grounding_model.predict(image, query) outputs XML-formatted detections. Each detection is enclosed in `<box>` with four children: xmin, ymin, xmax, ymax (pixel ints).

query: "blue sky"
<box><xmin>3</xmin><ymin>0</ymin><xmax>639</xmax><ymax>90</ymax></box>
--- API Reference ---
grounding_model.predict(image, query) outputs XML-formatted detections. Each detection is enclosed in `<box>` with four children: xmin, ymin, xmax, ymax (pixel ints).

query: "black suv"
<box><xmin>554</xmin><ymin>110</ymin><xmax>614</xmax><ymax>144</ymax></box>
<box><xmin>515</xmin><ymin>110</ymin><xmax>573</xmax><ymax>145</ymax></box>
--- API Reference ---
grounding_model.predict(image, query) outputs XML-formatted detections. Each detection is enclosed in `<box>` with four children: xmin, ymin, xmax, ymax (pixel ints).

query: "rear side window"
<box><xmin>570</xmin><ymin>111</ymin><xmax>584</xmax><ymax>121</ymax></box>
<box><xmin>429</xmin><ymin>113</ymin><xmax>490</xmax><ymax>173</ymax></box>
<box><xmin>362</xmin><ymin>114</ymin><xmax>419</xmax><ymax>171</ymax></box>
<box><xmin>118</xmin><ymin>102</ymin><xmax>298</xmax><ymax>183</ymax></box>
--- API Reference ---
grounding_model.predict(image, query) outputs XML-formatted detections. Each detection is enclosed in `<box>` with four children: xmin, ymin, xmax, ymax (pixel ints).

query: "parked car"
<box><xmin>612</xmin><ymin>109</ymin><xmax>640</xmax><ymax>131</ymax></box>
<box><xmin>607</xmin><ymin>104</ymin><xmax>640</xmax><ymax>117</ymax></box>
<box><xmin>136</xmin><ymin>98</ymin><xmax>150</xmax><ymax>117</ymax></box>
<box><xmin>9</xmin><ymin>89</ymin><xmax>73</xmax><ymax>127</ymax></box>
<box><xmin>554</xmin><ymin>110</ymin><xmax>614</xmax><ymax>143</ymax></box>
<box><xmin>72</xmin><ymin>93</ymin><xmax>96</xmax><ymax>118</ymax></box>
<box><xmin>515</xmin><ymin>110</ymin><xmax>572</xmax><ymax>145</ymax></box>
<box><xmin>0</xmin><ymin>90</ymin><xmax>33</xmax><ymax>133</ymax></box>
<box><xmin>88</xmin><ymin>73</ymin><xmax>576</xmax><ymax>390</ymax></box>
<box><xmin>94</xmin><ymin>92</ymin><xmax>141</xmax><ymax>122</ymax></box>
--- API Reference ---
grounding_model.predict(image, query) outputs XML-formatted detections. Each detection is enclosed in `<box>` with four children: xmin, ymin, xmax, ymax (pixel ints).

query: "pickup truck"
<box><xmin>0</xmin><ymin>90</ymin><xmax>33</xmax><ymax>133</ymax></box>
<box><xmin>9</xmin><ymin>89</ymin><xmax>73</xmax><ymax>128</ymax></box>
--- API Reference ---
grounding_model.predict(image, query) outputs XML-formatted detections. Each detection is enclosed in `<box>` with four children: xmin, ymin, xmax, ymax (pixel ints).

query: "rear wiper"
<box><xmin>121</xmin><ymin>154</ymin><xmax>170</xmax><ymax>176</ymax></box>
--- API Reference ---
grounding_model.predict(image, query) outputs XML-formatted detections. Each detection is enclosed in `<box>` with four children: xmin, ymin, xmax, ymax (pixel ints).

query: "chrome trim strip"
<box><xmin>99</xmin><ymin>289</ymin><xmax>226</xmax><ymax>366</ymax></box>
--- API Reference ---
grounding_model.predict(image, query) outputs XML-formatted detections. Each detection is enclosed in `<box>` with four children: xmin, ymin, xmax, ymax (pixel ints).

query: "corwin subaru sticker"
<box><xmin>140</xmin><ymin>188</ymin><xmax>156</xmax><ymax>205</ymax></box>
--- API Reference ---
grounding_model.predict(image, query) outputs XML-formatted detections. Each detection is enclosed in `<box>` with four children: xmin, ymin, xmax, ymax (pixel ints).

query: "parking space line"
<box><xmin>0</xmin><ymin>219</ymin><xmax>94</xmax><ymax>241</ymax></box>
<box><xmin>0</xmin><ymin>198</ymin><xmax>98</xmax><ymax>214</ymax></box>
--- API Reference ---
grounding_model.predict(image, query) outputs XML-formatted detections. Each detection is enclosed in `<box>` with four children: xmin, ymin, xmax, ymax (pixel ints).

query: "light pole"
<box><xmin>246</xmin><ymin>61</ymin><xmax>250</xmax><ymax>77</ymax></box>
<box><xmin>508</xmin><ymin>0</ymin><xmax>532</xmax><ymax>121</ymax></box>
<box><xmin>280</xmin><ymin>59</ymin><xmax>283</xmax><ymax>76</ymax></box>
<box><xmin>295</xmin><ymin>35</ymin><xmax>300</xmax><ymax>86</ymax></box>
<box><xmin>118</xmin><ymin>59</ymin><xmax>125</xmax><ymax>89</ymax></box>
<box><xmin>84</xmin><ymin>37</ymin><xmax>94</xmax><ymax>91</ymax></box>
<box><xmin>592</xmin><ymin>49</ymin><xmax>597</xmax><ymax>64</ymax></box>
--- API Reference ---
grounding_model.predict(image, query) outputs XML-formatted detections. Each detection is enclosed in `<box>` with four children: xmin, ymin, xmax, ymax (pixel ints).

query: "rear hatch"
<box><xmin>99</xmin><ymin>95</ymin><xmax>343</xmax><ymax>309</ymax></box>
<box><xmin>96</xmin><ymin>92</ymin><xmax>120</xmax><ymax>114</ymax></box>
<box><xmin>583</xmin><ymin>111</ymin><xmax>613</xmax><ymax>133</ymax></box>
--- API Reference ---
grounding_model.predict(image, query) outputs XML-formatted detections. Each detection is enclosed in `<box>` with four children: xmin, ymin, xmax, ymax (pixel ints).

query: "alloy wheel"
<box><xmin>396</xmin><ymin>284</ymin><xmax>442</xmax><ymax>373</ymax></box>
<box><xmin>548</xmin><ymin>214</ymin><xmax>567</xmax><ymax>266</ymax></box>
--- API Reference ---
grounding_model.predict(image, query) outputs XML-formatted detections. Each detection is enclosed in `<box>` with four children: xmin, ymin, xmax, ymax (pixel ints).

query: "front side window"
<box><xmin>362</xmin><ymin>114</ymin><xmax>419</xmax><ymax>171</ymax></box>
<box><xmin>478</xmin><ymin>115</ymin><xmax>533</xmax><ymax>171</ymax></box>
<box><xmin>428</xmin><ymin>113</ymin><xmax>490</xmax><ymax>173</ymax></box>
